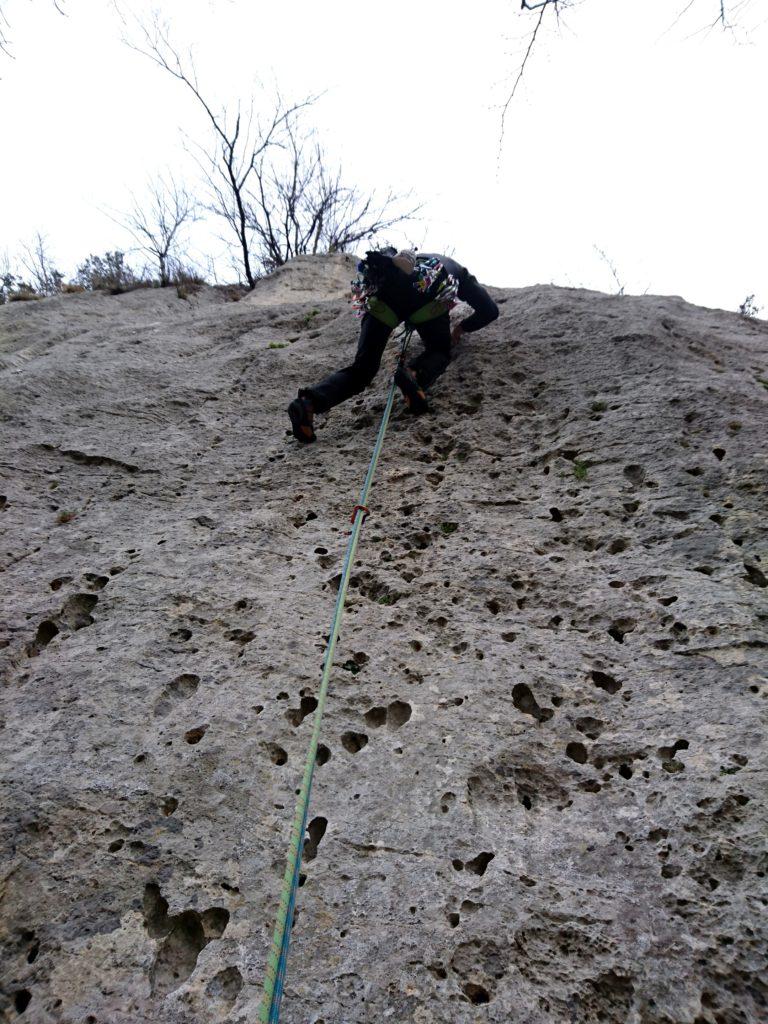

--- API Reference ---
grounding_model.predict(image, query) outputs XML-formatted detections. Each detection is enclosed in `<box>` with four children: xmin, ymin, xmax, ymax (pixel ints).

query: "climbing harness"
<box><xmin>259</xmin><ymin>327</ymin><xmax>415</xmax><ymax>1024</ymax></box>
<box><xmin>351</xmin><ymin>252</ymin><xmax>460</xmax><ymax>328</ymax></box>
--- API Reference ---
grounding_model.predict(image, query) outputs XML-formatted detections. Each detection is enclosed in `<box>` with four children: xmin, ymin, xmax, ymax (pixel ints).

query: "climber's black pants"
<box><xmin>302</xmin><ymin>312</ymin><xmax>452</xmax><ymax>414</ymax></box>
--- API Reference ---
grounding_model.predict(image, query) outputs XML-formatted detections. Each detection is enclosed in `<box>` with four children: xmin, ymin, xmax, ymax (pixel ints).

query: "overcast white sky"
<box><xmin>1</xmin><ymin>0</ymin><xmax>766</xmax><ymax>313</ymax></box>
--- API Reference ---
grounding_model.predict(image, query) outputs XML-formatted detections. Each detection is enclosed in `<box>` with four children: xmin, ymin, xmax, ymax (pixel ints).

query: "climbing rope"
<box><xmin>259</xmin><ymin>327</ymin><xmax>414</xmax><ymax>1024</ymax></box>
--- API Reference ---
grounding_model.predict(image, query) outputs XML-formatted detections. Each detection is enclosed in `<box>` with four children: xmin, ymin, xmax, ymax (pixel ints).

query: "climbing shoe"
<box><xmin>394</xmin><ymin>365</ymin><xmax>429</xmax><ymax>415</ymax></box>
<box><xmin>287</xmin><ymin>396</ymin><xmax>316</xmax><ymax>443</ymax></box>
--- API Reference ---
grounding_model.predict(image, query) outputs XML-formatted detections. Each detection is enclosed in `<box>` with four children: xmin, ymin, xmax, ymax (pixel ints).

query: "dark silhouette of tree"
<box><xmin>120</xmin><ymin>177</ymin><xmax>198</xmax><ymax>286</ymax></box>
<box><xmin>126</xmin><ymin>18</ymin><xmax>311</xmax><ymax>288</ymax></box>
<box><xmin>247</xmin><ymin>119</ymin><xmax>422</xmax><ymax>272</ymax></box>
<box><xmin>20</xmin><ymin>233</ymin><xmax>63</xmax><ymax>295</ymax></box>
<box><xmin>124</xmin><ymin>16</ymin><xmax>421</xmax><ymax>285</ymax></box>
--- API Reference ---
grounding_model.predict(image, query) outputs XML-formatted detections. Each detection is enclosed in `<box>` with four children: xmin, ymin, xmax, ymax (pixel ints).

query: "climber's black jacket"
<box><xmin>301</xmin><ymin>254</ymin><xmax>499</xmax><ymax>413</ymax></box>
<box><xmin>419</xmin><ymin>253</ymin><xmax>499</xmax><ymax>333</ymax></box>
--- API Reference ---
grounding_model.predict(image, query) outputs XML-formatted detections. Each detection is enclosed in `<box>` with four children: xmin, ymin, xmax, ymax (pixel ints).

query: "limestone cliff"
<box><xmin>1</xmin><ymin>256</ymin><xmax>766</xmax><ymax>1023</ymax></box>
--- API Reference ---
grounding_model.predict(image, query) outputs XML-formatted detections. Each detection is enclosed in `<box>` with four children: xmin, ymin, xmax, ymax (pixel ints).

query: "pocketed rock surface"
<box><xmin>1</xmin><ymin>260</ymin><xmax>767</xmax><ymax>1024</ymax></box>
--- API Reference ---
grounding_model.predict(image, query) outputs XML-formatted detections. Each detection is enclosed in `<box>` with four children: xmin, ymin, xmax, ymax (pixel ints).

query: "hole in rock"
<box><xmin>50</xmin><ymin>576</ymin><xmax>72</xmax><ymax>591</ymax></box>
<box><xmin>184</xmin><ymin>725</ymin><xmax>209</xmax><ymax>744</ymax></box>
<box><xmin>658</xmin><ymin>738</ymin><xmax>689</xmax><ymax>760</ymax></box>
<box><xmin>341</xmin><ymin>731</ymin><xmax>368</xmax><ymax>753</ymax></box>
<box><xmin>143</xmin><ymin>884</ymin><xmax>229</xmax><ymax>997</ymax></box>
<box><xmin>267</xmin><ymin>743</ymin><xmax>288</xmax><ymax>766</ymax></box>
<box><xmin>607</xmin><ymin>618</ymin><xmax>636</xmax><ymax>643</ymax></box>
<box><xmin>512</xmin><ymin>683</ymin><xmax>553</xmax><ymax>722</ymax></box>
<box><xmin>83</xmin><ymin>573</ymin><xmax>109</xmax><ymax>590</ymax></box>
<box><xmin>161</xmin><ymin>796</ymin><xmax>179</xmax><ymax>816</ymax></box>
<box><xmin>316</xmin><ymin>744</ymin><xmax>331</xmax><ymax>765</ymax></box>
<box><xmin>304</xmin><ymin>816</ymin><xmax>328</xmax><ymax>861</ymax></box>
<box><xmin>575</xmin><ymin>717</ymin><xmax>604</xmax><ymax>739</ymax></box>
<box><xmin>565</xmin><ymin>741</ymin><xmax>588</xmax><ymax>764</ymax></box>
<box><xmin>225</xmin><ymin>628</ymin><xmax>255</xmax><ymax>645</ymax></box>
<box><xmin>169</xmin><ymin>674</ymin><xmax>199</xmax><ymax>698</ymax></box>
<box><xmin>365</xmin><ymin>706</ymin><xmax>387</xmax><ymax>728</ymax></box>
<box><xmin>623</xmin><ymin>465</ymin><xmax>645</xmax><ymax>485</ymax></box>
<box><xmin>549</xmin><ymin>507</ymin><xmax>563</xmax><ymax>522</ymax></box>
<box><xmin>14</xmin><ymin>991</ymin><xmax>31</xmax><ymax>1014</ymax></box>
<box><xmin>201</xmin><ymin>907</ymin><xmax>230</xmax><ymax>938</ymax></box>
<box><xmin>712</xmin><ymin>448</ymin><xmax>726</xmax><ymax>461</ymax></box>
<box><xmin>463</xmin><ymin>982</ymin><xmax>491</xmax><ymax>1005</ymax></box>
<box><xmin>744</xmin><ymin>563</ymin><xmax>767</xmax><ymax>588</ymax></box>
<box><xmin>205</xmin><ymin>966</ymin><xmax>243</xmax><ymax>1006</ymax></box>
<box><xmin>60</xmin><ymin>593</ymin><xmax>98</xmax><ymax>630</ymax></box>
<box><xmin>285</xmin><ymin>695</ymin><xmax>318</xmax><ymax>727</ymax></box>
<box><xmin>591</xmin><ymin>670</ymin><xmax>622</xmax><ymax>694</ymax></box>
<box><xmin>448</xmin><ymin>912</ymin><xmax>460</xmax><ymax>928</ymax></box>
<box><xmin>466</xmin><ymin>851</ymin><xmax>495</xmax><ymax>876</ymax></box>
<box><xmin>387</xmin><ymin>700</ymin><xmax>412</xmax><ymax>728</ymax></box>
<box><xmin>27</xmin><ymin>619</ymin><xmax>59</xmax><ymax>656</ymax></box>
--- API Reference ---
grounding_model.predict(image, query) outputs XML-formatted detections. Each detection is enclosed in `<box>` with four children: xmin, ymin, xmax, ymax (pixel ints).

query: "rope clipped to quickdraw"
<box><xmin>258</xmin><ymin>327</ymin><xmax>414</xmax><ymax>1024</ymax></box>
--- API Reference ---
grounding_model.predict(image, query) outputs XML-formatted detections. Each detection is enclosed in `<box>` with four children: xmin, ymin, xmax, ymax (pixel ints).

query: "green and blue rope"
<box><xmin>259</xmin><ymin>329</ymin><xmax>413</xmax><ymax>1023</ymax></box>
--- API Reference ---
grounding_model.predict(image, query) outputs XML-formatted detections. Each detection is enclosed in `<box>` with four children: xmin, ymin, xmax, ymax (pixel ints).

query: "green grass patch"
<box><xmin>440</xmin><ymin>522</ymin><xmax>459</xmax><ymax>535</ymax></box>
<box><xmin>269</xmin><ymin>342</ymin><xmax>287</xmax><ymax>349</ymax></box>
<box><xmin>590</xmin><ymin>401</ymin><xmax>608</xmax><ymax>412</ymax></box>
<box><xmin>573</xmin><ymin>461</ymin><xmax>589</xmax><ymax>481</ymax></box>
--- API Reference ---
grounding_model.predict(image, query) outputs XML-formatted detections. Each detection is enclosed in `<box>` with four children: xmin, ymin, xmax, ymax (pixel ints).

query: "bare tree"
<box><xmin>247</xmin><ymin>120</ymin><xmax>422</xmax><ymax>272</ymax></box>
<box><xmin>1</xmin><ymin>1</ymin><xmax>66</xmax><ymax>58</ymax></box>
<box><xmin>738</xmin><ymin>294</ymin><xmax>761</xmax><ymax>318</ymax></box>
<box><xmin>501</xmin><ymin>1</ymin><xmax>757</xmax><ymax>143</ymax></box>
<box><xmin>20</xmin><ymin>233</ymin><xmax>63</xmax><ymax>295</ymax></box>
<box><xmin>119</xmin><ymin>176</ymin><xmax>198</xmax><ymax>286</ymax></box>
<box><xmin>593</xmin><ymin>245</ymin><xmax>625</xmax><ymax>296</ymax></box>
<box><xmin>124</xmin><ymin>16</ymin><xmax>312</xmax><ymax>288</ymax></box>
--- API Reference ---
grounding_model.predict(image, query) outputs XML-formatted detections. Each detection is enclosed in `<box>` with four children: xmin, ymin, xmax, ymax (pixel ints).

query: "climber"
<box><xmin>287</xmin><ymin>248</ymin><xmax>499</xmax><ymax>443</ymax></box>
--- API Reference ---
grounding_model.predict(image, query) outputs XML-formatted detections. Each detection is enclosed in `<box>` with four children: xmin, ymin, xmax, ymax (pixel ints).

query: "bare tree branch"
<box><xmin>123</xmin><ymin>14</ymin><xmax>313</xmax><ymax>287</ymax></box>
<box><xmin>245</xmin><ymin>119</ymin><xmax>422</xmax><ymax>272</ymax></box>
<box><xmin>594</xmin><ymin>245</ymin><xmax>625</xmax><ymax>296</ymax></box>
<box><xmin>114</xmin><ymin>176</ymin><xmax>198</xmax><ymax>286</ymax></box>
<box><xmin>19</xmin><ymin>232</ymin><xmax>63</xmax><ymax>295</ymax></box>
<box><xmin>502</xmin><ymin>0</ymin><xmax>756</xmax><ymax>147</ymax></box>
<box><xmin>499</xmin><ymin>4</ymin><xmax>552</xmax><ymax>151</ymax></box>
<box><xmin>1</xmin><ymin>1</ymin><xmax>66</xmax><ymax>58</ymax></box>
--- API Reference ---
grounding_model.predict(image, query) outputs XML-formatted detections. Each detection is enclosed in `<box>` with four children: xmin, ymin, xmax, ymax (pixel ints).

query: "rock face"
<box><xmin>1</xmin><ymin>261</ymin><xmax>767</xmax><ymax>1024</ymax></box>
<box><xmin>243</xmin><ymin>252</ymin><xmax>358</xmax><ymax>306</ymax></box>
